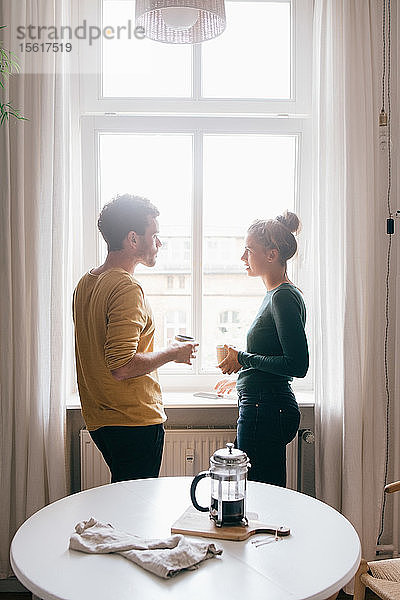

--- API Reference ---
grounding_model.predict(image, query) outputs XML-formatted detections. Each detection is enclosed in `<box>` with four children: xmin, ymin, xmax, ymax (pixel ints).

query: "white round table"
<box><xmin>10</xmin><ymin>477</ymin><xmax>360</xmax><ymax>600</ymax></box>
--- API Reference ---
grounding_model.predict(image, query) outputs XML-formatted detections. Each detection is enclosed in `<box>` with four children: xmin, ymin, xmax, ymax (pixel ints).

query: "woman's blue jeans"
<box><xmin>237</xmin><ymin>384</ymin><xmax>300</xmax><ymax>487</ymax></box>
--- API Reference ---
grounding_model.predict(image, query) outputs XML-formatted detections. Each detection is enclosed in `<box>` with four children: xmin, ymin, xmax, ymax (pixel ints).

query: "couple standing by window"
<box><xmin>73</xmin><ymin>194</ymin><xmax>308</xmax><ymax>487</ymax></box>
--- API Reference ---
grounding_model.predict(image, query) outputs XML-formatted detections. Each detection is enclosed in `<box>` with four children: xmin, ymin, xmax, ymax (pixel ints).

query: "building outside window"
<box><xmin>164</xmin><ymin>310</ymin><xmax>187</xmax><ymax>345</ymax></box>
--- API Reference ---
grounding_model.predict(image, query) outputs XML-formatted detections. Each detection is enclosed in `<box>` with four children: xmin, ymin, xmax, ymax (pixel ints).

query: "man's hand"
<box><xmin>217</xmin><ymin>345</ymin><xmax>241</xmax><ymax>375</ymax></box>
<box><xmin>171</xmin><ymin>341</ymin><xmax>199</xmax><ymax>365</ymax></box>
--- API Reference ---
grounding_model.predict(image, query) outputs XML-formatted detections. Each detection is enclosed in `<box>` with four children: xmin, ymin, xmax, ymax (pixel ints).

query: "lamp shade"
<box><xmin>135</xmin><ymin>0</ymin><xmax>226</xmax><ymax>44</ymax></box>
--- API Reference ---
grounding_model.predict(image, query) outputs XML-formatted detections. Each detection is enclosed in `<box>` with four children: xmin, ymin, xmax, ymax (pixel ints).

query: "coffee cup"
<box><xmin>175</xmin><ymin>334</ymin><xmax>195</xmax><ymax>343</ymax></box>
<box><xmin>216</xmin><ymin>345</ymin><xmax>229</xmax><ymax>364</ymax></box>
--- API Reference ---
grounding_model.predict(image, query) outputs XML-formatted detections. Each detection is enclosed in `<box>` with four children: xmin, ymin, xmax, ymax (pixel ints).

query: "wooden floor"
<box><xmin>0</xmin><ymin>590</ymin><xmax>382</xmax><ymax>599</ymax></box>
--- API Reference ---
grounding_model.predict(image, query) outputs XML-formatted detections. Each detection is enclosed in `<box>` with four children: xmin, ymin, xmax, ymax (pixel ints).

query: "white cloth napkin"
<box><xmin>69</xmin><ymin>517</ymin><xmax>222</xmax><ymax>579</ymax></box>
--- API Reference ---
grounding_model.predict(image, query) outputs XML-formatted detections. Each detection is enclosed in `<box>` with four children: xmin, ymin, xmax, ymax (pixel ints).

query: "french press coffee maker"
<box><xmin>190</xmin><ymin>443</ymin><xmax>251</xmax><ymax>527</ymax></box>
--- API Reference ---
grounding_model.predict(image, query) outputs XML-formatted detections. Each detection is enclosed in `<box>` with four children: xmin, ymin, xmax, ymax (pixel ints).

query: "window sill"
<box><xmin>66</xmin><ymin>389</ymin><xmax>314</xmax><ymax>410</ymax></box>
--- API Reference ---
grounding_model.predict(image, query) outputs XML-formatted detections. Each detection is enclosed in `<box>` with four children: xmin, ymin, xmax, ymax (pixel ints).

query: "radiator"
<box><xmin>80</xmin><ymin>428</ymin><xmax>299</xmax><ymax>491</ymax></box>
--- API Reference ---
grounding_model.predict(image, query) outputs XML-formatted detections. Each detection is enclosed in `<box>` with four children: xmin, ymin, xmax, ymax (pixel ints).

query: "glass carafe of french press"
<box><xmin>190</xmin><ymin>443</ymin><xmax>251</xmax><ymax>527</ymax></box>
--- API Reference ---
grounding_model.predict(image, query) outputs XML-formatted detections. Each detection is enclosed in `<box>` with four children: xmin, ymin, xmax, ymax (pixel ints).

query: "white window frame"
<box><xmin>78</xmin><ymin>0</ymin><xmax>312</xmax><ymax>115</ymax></box>
<box><xmin>78</xmin><ymin>0</ymin><xmax>313</xmax><ymax>392</ymax></box>
<box><xmin>81</xmin><ymin>115</ymin><xmax>313</xmax><ymax>391</ymax></box>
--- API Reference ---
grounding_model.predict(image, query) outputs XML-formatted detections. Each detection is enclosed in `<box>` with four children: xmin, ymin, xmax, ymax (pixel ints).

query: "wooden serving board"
<box><xmin>171</xmin><ymin>505</ymin><xmax>290</xmax><ymax>541</ymax></box>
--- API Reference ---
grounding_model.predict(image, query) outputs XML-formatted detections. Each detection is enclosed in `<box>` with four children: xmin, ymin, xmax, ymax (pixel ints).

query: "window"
<box><xmin>218</xmin><ymin>309</ymin><xmax>241</xmax><ymax>336</ymax></box>
<box><xmin>165</xmin><ymin>310</ymin><xmax>187</xmax><ymax>345</ymax></box>
<box><xmin>80</xmin><ymin>0</ymin><xmax>313</xmax><ymax>391</ymax></box>
<box><xmin>219</xmin><ymin>311</ymin><xmax>240</xmax><ymax>328</ymax></box>
<box><xmin>201</xmin><ymin>2</ymin><xmax>291</xmax><ymax>99</ymax></box>
<box><xmin>102</xmin><ymin>0</ymin><xmax>192</xmax><ymax>98</ymax></box>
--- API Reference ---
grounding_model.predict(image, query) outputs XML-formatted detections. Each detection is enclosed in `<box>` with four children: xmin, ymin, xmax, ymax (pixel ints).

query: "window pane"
<box><xmin>202</xmin><ymin>1</ymin><xmax>291</xmax><ymax>99</ymax></box>
<box><xmin>202</xmin><ymin>134</ymin><xmax>296</xmax><ymax>371</ymax></box>
<box><xmin>99</xmin><ymin>133</ymin><xmax>193</xmax><ymax>371</ymax></box>
<box><xmin>102</xmin><ymin>0</ymin><xmax>192</xmax><ymax>97</ymax></box>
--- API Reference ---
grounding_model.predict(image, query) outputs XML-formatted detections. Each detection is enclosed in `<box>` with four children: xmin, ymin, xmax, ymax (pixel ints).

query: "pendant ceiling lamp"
<box><xmin>135</xmin><ymin>0</ymin><xmax>226</xmax><ymax>44</ymax></box>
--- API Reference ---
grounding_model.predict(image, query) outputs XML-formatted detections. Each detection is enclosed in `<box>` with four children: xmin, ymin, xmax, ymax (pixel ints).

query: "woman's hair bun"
<box><xmin>276</xmin><ymin>210</ymin><xmax>301</xmax><ymax>234</ymax></box>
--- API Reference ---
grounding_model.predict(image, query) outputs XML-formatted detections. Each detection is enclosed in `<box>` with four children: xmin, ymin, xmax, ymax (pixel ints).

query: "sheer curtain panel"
<box><xmin>313</xmin><ymin>0</ymin><xmax>391</xmax><ymax>569</ymax></box>
<box><xmin>0</xmin><ymin>0</ymin><xmax>79</xmax><ymax>578</ymax></box>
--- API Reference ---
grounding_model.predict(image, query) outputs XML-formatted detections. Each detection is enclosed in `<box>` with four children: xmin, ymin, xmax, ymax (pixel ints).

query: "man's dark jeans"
<box><xmin>237</xmin><ymin>384</ymin><xmax>300</xmax><ymax>487</ymax></box>
<box><xmin>89</xmin><ymin>424</ymin><xmax>165</xmax><ymax>483</ymax></box>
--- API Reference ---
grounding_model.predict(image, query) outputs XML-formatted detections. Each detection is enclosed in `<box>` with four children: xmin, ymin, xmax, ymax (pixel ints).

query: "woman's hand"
<box><xmin>214</xmin><ymin>378</ymin><xmax>237</xmax><ymax>396</ymax></box>
<box><xmin>217</xmin><ymin>345</ymin><xmax>241</xmax><ymax>375</ymax></box>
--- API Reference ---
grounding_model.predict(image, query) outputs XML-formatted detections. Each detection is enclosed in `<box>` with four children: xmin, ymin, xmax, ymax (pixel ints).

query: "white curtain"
<box><xmin>313</xmin><ymin>0</ymin><xmax>391</xmax><ymax>568</ymax></box>
<box><xmin>0</xmin><ymin>0</ymin><xmax>79</xmax><ymax>578</ymax></box>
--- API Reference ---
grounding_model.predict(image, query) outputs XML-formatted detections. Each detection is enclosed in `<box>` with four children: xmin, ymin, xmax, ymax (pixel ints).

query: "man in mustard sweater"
<box><xmin>73</xmin><ymin>194</ymin><xmax>197</xmax><ymax>482</ymax></box>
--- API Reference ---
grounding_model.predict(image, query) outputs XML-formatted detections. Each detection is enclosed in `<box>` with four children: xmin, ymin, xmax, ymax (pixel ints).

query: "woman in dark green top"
<box><xmin>215</xmin><ymin>211</ymin><xmax>309</xmax><ymax>487</ymax></box>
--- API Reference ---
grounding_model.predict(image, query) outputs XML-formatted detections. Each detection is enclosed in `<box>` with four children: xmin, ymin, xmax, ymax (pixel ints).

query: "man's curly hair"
<box><xmin>98</xmin><ymin>194</ymin><xmax>159</xmax><ymax>251</ymax></box>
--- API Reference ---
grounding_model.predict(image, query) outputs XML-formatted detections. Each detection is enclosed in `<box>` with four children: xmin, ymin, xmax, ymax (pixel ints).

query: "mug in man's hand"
<box><xmin>175</xmin><ymin>334</ymin><xmax>196</xmax><ymax>343</ymax></box>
